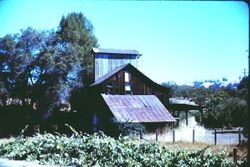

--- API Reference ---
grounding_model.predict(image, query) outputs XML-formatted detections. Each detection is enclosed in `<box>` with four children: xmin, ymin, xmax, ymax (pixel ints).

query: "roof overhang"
<box><xmin>92</xmin><ymin>47</ymin><xmax>141</xmax><ymax>56</ymax></box>
<box><xmin>168</xmin><ymin>103</ymin><xmax>203</xmax><ymax>111</ymax></box>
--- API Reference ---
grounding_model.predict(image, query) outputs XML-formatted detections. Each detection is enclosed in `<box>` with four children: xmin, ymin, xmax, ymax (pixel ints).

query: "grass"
<box><xmin>140</xmin><ymin>120</ymin><xmax>248</xmax><ymax>162</ymax></box>
<box><xmin>143</xmin><ymin>139</ymin><xmax>248</xmax><ymax>162</ymax></box>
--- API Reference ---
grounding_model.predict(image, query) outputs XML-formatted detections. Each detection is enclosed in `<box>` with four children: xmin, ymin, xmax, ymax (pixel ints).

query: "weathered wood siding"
<box><xmin>95</xmin><ymin>53</ymin><xmax>138</xmax><ymax>81</ymax></box>
<box><xmin>98</xmin><ymin>70</ymin><xmax>170</xmax><ymax>107</ymax></box>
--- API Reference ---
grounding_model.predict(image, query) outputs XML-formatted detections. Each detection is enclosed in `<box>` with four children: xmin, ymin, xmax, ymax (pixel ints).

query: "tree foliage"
<box><xmin>163</xmin><ymin>80</ymin><xmax>248</xmax><ymax>131</ymax></box>
<box><xmin>237</xmin><ymin>76</ymin><xmax>248</xmax><ymax>90</ymax></box>
<box><xmin>57</xmin><ymin>12</ymin><xmax>98</xmax><ymax>86</ymax></box>
<box><xmin>0</xmin><ymin>12</ymin><xmax>98</xmax><ymax>115</ymax></box>
<box><xmin>204</xmin><ymin>89</ymin><xmax>247</xmax><ymax>128</ymax></box>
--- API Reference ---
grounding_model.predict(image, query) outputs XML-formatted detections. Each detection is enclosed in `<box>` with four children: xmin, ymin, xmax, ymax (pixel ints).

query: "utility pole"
<box><xmin>242</xmin><ymin>68</ymin><xmax>247</xmax><ymax>77</ymax></box>
<box><xmin>247</xmin><ymin>16</ymin><xmax>250</xmax><ymax>165</ymax></box>
<box><xmin>248</xmin><ymin>52</ymin><xmax>250</xmax><ymax>166</ymax></box>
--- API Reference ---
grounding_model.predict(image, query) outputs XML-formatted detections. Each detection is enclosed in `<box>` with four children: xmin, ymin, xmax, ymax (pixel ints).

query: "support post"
<box><xmin>233</xmin><ymin>147</ymin><xmax>237</xmax><ymax>164</ymax></box>
<box><xmin>200</xmin><ymin>109</ymin><xmax>204</xmax><ymax>125</ymax></box>
<box><xmin>192</xmin><ymin>129</ymin><xmax>195</xmax><ymax>144</ymax></box>
<box><xmin>140</xmin><ymin>129</ymin><xmax>143</xmax><ymax>140</ymax></box>
<box><xmin>238</xmin><ymin>128</ymin><xmax>241</xmax><ymax>145</ymax></box>
<box><xmin>214</xmin><ymin>129</ymin><xmax>217</xmax><ymax>145</ymax></box>
<box><xmin>156</xmin><ymin>129</ymin><xmax>159</xmax><ymax>142</ymax></box>
<box><xmin>173</xmin><ymin>129</ymin><xmax>175</xmax><ymax>143</ymax></box>
<box><xmin>185</xmin><ymin>110</ymin><xmax>188</xmax><ymax>126</ymax></box>
<box><xmin>177</xmin><ymin>111</ymin><xmax>180</xmax><ymax>127</ymax></box>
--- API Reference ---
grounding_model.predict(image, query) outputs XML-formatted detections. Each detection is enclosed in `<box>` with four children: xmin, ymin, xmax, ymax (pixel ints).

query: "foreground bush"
<box><xmin>0</xmin><ymin>131</ymin><xmax>245</xmax><ymax>166</ymax></box>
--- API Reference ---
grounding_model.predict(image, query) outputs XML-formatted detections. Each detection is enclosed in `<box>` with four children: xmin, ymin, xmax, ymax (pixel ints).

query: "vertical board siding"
<box><xmin>98</xmin><ymin>68</ymin><xmax>169</xmax><ymax>108</ymax></box>
<box><xmin>95</xmin><ymin>53</ymin><xmax>138</xmax><ymax>81</ymax></box>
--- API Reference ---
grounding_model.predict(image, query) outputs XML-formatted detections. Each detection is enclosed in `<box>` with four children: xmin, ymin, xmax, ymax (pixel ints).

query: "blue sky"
<box><xmin>0</xmin><ymin>0</ymin><xmax>248</xmax><ymax>84</ymax></box>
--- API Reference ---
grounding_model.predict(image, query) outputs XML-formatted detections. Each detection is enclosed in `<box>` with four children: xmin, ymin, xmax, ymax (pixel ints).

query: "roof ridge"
<box><xmin>91</xmin><ymin>63</ymin><xmax>131</xmax><ymax>86</ymax></box>
<box><xmin>92</xmin><ymin>47</ymin><xmax>141</xmax><ymax>56</ymax></box>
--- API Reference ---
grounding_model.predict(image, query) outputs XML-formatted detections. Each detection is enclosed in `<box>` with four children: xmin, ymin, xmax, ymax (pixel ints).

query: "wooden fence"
<box><xmin>139</xmin><ymin>128</ymin><xmax>242</xmax><ymax>165</ymax></box>
<box><xmin>140</xmin><ymin>128</ymin><xmax>196</xmax><ymax>143</ymax></box>
<box><xmin>213</xmin><ymin>128</ymin><xmax>242</xmax><ymax>145</ymax></box>
<box><xmin>140</xmin><ymin>128</ymin><xmax>243</xmax><ymax>145</ymax></box>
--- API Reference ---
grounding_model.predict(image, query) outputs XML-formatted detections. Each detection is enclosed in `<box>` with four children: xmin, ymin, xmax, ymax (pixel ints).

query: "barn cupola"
<box><xmin>92</xmin><ymin>48</ymin><xmax>141</xmax><ymax>81</ymax></box>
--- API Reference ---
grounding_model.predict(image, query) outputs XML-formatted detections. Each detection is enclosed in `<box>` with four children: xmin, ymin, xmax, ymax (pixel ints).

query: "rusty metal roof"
<box><xmin>101</xmin><ymin>94</ymin><xmax>176</xmax><ymax>123</ymax></box>
<box><xmin>92</xmin><ymin>47</ymin><xmax>141</xmax><ymax>55</ymax></box>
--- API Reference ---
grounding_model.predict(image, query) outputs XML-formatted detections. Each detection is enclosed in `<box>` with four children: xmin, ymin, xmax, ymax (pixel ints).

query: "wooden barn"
<box><xmin>93</xmin><ymin>47</ymin><xmax>141</xmax><ymax>81</ymax></box>
<box><xmin>70</xmin><ymin>48</ymin><xmax>176</xmax><ymax>135</ymax></box>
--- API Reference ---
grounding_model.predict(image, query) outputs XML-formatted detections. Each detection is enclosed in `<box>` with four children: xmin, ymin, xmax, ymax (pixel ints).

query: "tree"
<box><xmin>0</xmin><ymin>12</ymin><xmax>98</xmax><ymax>113</ymax></box>
<box><xmin>238</xmin><ymin>76</ymin><xmax>248</xmax><ymax>90</ymax></box>
<box><xmin>203</xmin><ymin>89</ymin><xmax>247</xmax><ymax>129</ymax></box>
<box><xmin>0</xmin><ymin>29</ymin><xmax>45</xmax><ymax>102</ymax></box>
<box><xmin>57</xmin><ymin>12</ymin><xmax>98</xmax><ymax>86</ymax></box>
<box><xmin>162</xmin><ymin>80</ymin><xmax>247</xmax><ymax>130</ymax></box>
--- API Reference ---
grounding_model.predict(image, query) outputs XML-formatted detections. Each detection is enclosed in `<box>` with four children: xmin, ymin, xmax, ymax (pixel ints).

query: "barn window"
<box><xmin>124</xmin><ymin>71</ymin><xmax>132</xmax><ymax>94</ymax></box>
<box><xmin>125</xmin><ymin>84</ymin><xmax>132</xmax><ymax>94</ymax></box>
<box><xmin>125</xmin><ymin>84</ymin><xmax>131</xmax><ymax>91</ymax></box>
<box><xmin>125</xmin><ymin>71</ymin><xmax>130</xmax><ymax>82</ymax></box>
<box><xmin>106</xmin><ymin>85</ymin><xmax>112</xmax><ymax>94</ymax></box>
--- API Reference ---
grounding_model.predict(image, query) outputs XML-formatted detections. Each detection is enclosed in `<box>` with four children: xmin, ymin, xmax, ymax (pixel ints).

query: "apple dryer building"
<box><xmin>70</xmin><ymin>48</ymin><xmax>176</xmax><ymax>135</ymax></box>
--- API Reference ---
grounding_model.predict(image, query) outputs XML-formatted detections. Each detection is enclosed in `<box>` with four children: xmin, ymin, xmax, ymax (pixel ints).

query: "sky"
<box><xmin>0</xmin><ymin>0</ymin><xmax>248</xmax><ymax>85</ymax></box>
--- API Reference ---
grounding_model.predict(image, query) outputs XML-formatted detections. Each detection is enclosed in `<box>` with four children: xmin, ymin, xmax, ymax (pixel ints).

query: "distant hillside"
<box><xmin>192</xmin><ymin>79</ymin><xmax>239</xmax><ymax>89</ymax></box>
<box><xmin>162</xmin><ymin>78</ymin><xmax>239</xmax><ymax>89</ymax></box>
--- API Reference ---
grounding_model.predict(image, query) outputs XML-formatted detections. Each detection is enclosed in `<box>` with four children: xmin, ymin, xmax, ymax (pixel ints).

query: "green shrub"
<box><xmin>0</xmin><ymin>131</ymin><xmax>243</xmax><ymax>166</ymax></box>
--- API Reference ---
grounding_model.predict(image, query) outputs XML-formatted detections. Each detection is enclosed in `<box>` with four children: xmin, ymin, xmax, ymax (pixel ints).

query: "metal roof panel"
<box><xmin>93</xmin><ymin>47</ymin><xmax>141</xmax><ymax>55</ymax></box>
<box><xmin>102</xmin><ymin>94</ymin><xmax>176</xmax><ymax>123</ymax></box>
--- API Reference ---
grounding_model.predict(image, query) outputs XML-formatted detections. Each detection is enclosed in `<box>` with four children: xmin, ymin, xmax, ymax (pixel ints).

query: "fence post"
<box><xmin>233</xmin><ymin>147</ymin><xmax>237</xmax><ymax>164</ymax></box>
<box><xmin>156</xmin><ymin>129</ymin><xmax>159</xmax><ymax>142</ymax></box>
<box><xmin>238</xmin><ymin>128</ymin><xmax>241</xmax><ymax>145</ymax></box>
<box><xmin>192</xmin><ymin>129</ymin><xmax>195</xmax><ymax>144</ymax></box>
<box><xmin>173</xmin><ymin>129</ymin><xmax>175</xmax><ymax>143</ymax></box>
<box><xmin>214</xmin><ymin>129</ymin><xmax>217</xmax><ymax>145</ymax></box>
<box><xmin>140</xmin><ymin>129</ymin><xmax>143</xmax><ymax>140</ymax></box>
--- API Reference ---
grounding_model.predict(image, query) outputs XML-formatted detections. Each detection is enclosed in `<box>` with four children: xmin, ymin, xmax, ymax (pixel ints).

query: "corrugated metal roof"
<box><xmin>101</xmin><ymin>94</ymin><xmax>176</xmax><ymax>123</ymax></box>
<box><xmin>93</xmin><ymin>47</ymin><xmax>141</xmax><ymax>55</ymax></box>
